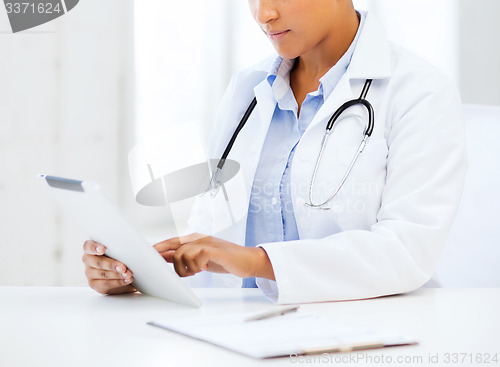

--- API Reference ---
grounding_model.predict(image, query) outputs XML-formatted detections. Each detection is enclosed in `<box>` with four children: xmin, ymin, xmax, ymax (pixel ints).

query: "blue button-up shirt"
<box><xmin>243</xmin><ymin>14</ymin><xmax>365</xmax><ymax>288</ymax></box>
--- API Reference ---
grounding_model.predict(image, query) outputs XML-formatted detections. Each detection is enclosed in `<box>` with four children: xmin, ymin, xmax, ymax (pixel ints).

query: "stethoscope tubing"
<box><xmin>210</xmin><ymin>79</ymin><xmax>375</xmax><ymax>210</ymax></box>
<box><xmin>306</xmin><ymin>79</ymin><xmax>374</xmax><ymax>208</ymax></box>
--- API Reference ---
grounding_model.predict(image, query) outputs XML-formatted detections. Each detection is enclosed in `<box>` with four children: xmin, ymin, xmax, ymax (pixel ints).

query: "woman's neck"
<box><xmin>293</xmin><ymin>9</ymin><xmax>360</xmax><ymax>81</ymax></box>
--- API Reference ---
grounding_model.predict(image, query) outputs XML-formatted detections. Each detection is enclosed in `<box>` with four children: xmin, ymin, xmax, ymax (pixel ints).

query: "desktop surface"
<box><xmin>0</xmin><ymin>287</ymin><xmax>498</xmax><ymax>367</ymax></box>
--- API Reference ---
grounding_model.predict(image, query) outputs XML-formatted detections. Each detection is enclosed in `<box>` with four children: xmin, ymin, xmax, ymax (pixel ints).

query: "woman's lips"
<box><xmin>267</xmin><ymin>30</ymin><xmax>289</xmax><ymax>41</ymax></box>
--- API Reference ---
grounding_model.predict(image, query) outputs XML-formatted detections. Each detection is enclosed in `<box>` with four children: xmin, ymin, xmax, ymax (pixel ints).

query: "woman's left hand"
<box><xmin>154</xmin><ymin>233</ymin><xmax>275</xmax><ymax>280</ymax></box>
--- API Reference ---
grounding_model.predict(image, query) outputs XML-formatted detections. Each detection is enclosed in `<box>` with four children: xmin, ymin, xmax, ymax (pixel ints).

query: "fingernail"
<box><xmin>116</xmin><ymin>266</ymin><xmax>123</xmax><ymax>273</ymax></box>
<box><xmin>121</xmin><ymin>273</ymin><xmax>127</xmax><ymax>278</ymax></box>
<box><xmin>124</xmin><ymin>278</ymin><xmax>132</xmax><ymax>283</ymax></box>
<box><xmin>96</xmin><ymin>245</ymin><xmax>104</xmax><ymax>254</ymax></box>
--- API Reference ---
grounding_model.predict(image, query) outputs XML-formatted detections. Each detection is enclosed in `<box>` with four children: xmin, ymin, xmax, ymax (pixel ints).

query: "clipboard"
<box><xmin>149</xmin><ymin>310</ymin><xmax>417</xmax><ymax>359</ymax></box>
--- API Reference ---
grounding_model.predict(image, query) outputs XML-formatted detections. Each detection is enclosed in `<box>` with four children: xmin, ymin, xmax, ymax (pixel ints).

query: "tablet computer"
<box><xmin>40</xmin><ymin>175</ymin><xmax>201</xmax><ymax>308</ymax></box>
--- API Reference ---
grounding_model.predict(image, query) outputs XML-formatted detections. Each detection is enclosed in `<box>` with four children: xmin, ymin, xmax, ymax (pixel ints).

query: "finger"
<box><xmin>106</xmin><ymin>285</ymin><xmax>137</xmax><ymax>295</ymax></box>
<box><xmin>173</xmin><ymin>248</ymin><xmax>193</xmax><ymax>277</ymax></box>
<box><xmin>182</xmin><ymin>251</ymin><xmax>203</xmax><ymax>275</ymax></box>
<box><xmin>154</xmin><ymin>233</ymin><xmax>210</xmax><ymax>253</ymax></box>
<box><xmin>154</xmin><ymin>237</ymin><xmax>182</xmax><ymax>252</ymax></box>
<box><xmin>158</xmin><ymin>250</ymin><xmax>176</xmax><ymax>263</ymax></box>
<box><xmin>88</xmin><ymin>278</ymin><xmax>134</xmax><ymax>295</ymax></box>
<box><xmin>83</xmin><ymin>240</ymin><xmax>107</xmax><ymax>255</ymax></box>
<box><xmin>194</xmin><ymin>248</ymin><xmax>211</xmax><ymax>272</ymax></box>
<box><xmin>85</xmin><ymin>267</ymin><xmax>133</xmax><ymax>282</ymax></box>
<box><xmin>173</xmin><ymin>246</ymin><xmax>210</xmax><ymax>277</ymax></box>
<box><xmin>82</xmin><ymin>253</ymin><xmax>131</xmax><ymax>274</ymax></box>
<box><xmin>178</xmin><ymin>232</ymin><xmax>209</xmax><ymax>244</ymax></box>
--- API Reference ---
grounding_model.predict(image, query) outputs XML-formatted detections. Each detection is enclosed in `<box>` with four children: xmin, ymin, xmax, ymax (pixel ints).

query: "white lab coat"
<box><xmin>187</xmin><ymin>12</ymin><xmax>467</xmax><ymax>304</ymax></box>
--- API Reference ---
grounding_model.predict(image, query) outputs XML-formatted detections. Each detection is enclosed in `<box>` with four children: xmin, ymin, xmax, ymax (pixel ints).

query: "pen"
<box><xmin>245</xmin><ymin>305</ymin><xmax>300</xmax><ymax>322</ymax></box>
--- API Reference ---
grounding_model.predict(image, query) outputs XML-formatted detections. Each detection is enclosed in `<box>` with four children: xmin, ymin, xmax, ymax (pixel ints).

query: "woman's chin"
<box><xmin>273</xmin><ymin>48</ymin><xmax>301</xmax><ymax>61</ymax></box>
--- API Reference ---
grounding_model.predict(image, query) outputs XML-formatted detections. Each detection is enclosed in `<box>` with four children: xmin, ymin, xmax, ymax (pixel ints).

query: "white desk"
<box><xmin>1</xmin><ymin>287</ymin><xmax>499</xmax><ymax>367</ymax></box>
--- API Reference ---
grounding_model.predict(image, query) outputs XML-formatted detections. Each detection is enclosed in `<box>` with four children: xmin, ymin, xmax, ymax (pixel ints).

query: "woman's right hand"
<box><xmin>82</xmin><ymin>240</ymin><xmax>136</xmax><ymax>295</ymax></box>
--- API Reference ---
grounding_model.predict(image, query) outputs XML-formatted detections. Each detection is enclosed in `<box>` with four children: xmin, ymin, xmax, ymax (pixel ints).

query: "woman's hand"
<box><xmin>154</xmin><ymin>233</ymin><xmax>275</xmax><ymax>280</ymax></box>
<box><xmin>82</xmin><ymin>240</ymin><xmax>136</xmax><ymax>295</ymax></box>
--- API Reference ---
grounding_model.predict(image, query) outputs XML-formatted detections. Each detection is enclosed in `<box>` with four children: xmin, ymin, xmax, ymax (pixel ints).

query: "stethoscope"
<box><xmin>208</xmin><ymin>79</ymin><xmax>374</xmax><ymax>210</ymax></box>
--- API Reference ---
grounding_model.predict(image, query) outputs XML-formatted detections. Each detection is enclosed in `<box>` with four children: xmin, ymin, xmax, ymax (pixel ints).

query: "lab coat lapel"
<box><xmin>237</xmin><ymin>77</ymin><xmax>275</xmax><ymax>198</ymax></box>
<box><xmin>234</xmin><ymin>77</ymin><xmax>275</xmax><ymax>202</ymax></box>
<box><xmin>253</xmin><ymin>79</ymin><xmax>276</xmax><ymax>142</ymax></box>
<box><xmin>348</xmin><ymin>12</ymin><xmax>392</xmax><ymax>80</ymax></box>
<box><xmin>228</xmin><ymin>77</ymin><xmax>275</xmax><ymax>195</ymax></box>
<box><xmin>214</xmin><ymin>78</ymin><xmax>275</xmax><ymax>245</ymax></box>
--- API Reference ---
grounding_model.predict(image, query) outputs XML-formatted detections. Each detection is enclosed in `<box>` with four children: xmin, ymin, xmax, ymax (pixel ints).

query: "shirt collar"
<box><xmin>266</xmin><ymin>57</ymin><xmax>294</xmax><ymax>102</ymax></box>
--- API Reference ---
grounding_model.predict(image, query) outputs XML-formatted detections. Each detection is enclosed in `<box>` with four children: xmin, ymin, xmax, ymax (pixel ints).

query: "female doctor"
<box><xmin>82</xmin><ymin>0</ymin><xmax>467</xmax><ymax>304</ymax></box>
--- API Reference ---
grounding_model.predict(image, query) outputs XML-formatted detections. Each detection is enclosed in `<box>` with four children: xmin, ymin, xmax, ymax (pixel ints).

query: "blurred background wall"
<box><xmin>0</xmin><ymin>0</ymin><xmax>499</xmax><ymax>286</ymax></box>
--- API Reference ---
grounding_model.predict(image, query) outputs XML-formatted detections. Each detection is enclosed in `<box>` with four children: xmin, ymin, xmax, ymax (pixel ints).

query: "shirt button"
<box><xmin>271</xmin><ymin>197</ymin><xmax>278</xmax><ymax>205</ymax></box>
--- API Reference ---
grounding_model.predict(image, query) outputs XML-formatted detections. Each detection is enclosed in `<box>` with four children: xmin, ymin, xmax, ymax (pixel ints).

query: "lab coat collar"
<box><xmin>348</xmin><ymin>11</ymin><xmax>392</xmax><ymax>80</ymax></box>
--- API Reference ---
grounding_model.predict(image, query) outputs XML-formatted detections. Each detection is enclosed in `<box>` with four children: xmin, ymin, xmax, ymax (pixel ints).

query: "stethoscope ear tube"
<box><xmin>207</xmin><ymin>98</ymin><xmax>257</xmax><ymax>195</ymax></box>
<box><xmin>218</xmin><ymin>97</ymin><xmax>257</xmax><ymax>170</ymax></box>
<box><xmin>325</xmin><ymin>79</ymin><xmax>374</xmax><ymax>136</ymax></box>
<box><xmin>359</xmin><ymin>99</ymin><xmax>374</xmax><ymax>137</ymax></box>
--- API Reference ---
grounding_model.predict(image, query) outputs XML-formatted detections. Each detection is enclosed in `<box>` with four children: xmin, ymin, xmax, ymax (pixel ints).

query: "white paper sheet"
<box><xmin>149</xmin><ymin>312</ymin><xmax>416</xmax><ymax>359</ymax></box>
